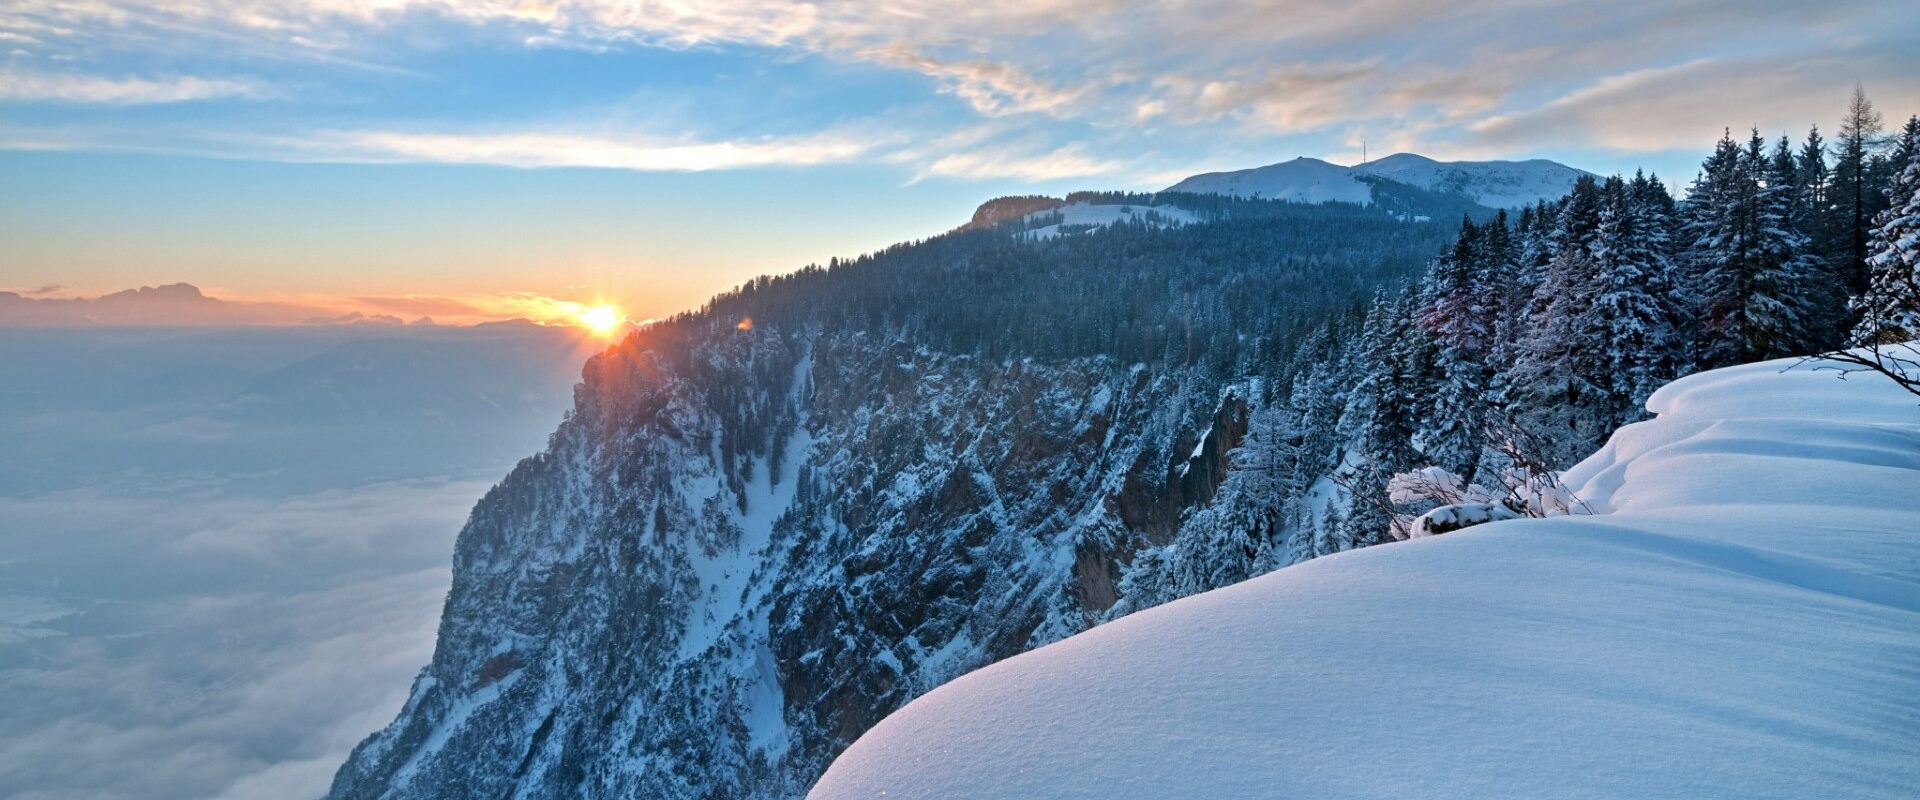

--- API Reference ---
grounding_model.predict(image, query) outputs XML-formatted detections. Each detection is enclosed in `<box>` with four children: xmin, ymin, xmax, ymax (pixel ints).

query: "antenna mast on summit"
<box><xmin>1362</xmin><ymin>140</ymin><xmax>1367</xmax><ymax>164</ymax></box>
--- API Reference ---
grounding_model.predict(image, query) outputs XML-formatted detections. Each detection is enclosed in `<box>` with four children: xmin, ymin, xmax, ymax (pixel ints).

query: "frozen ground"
<box><xmin>811</xmin><ymin>353</ymin><xmax>1920</xmax><ymax>800</ymax></box>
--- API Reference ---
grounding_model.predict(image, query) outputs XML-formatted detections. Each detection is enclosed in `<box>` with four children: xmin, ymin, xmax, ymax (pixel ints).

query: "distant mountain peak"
<box><xmin>1165</xmin><ymin>153</ymin><xmax>1592</xmax><ymax>209</ymax></box>
<box><xmin>1365</xmin><ymin>152</ymin><xmax>1437</xmax><ymax>166</ymax></box>
<box><xmin>93</xmin><ymin>282</ymin><xmax>215</xmax><ymax>306</ymax></box>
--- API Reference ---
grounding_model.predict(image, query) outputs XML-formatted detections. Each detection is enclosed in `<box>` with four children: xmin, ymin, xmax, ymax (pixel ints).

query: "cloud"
<box><xmin>867</xmin><ymin>45</ymin><xmax>1089</xmax><ymax>117</ymax></box>
<box><xmin>1143</xmin><ymin>61</ymin><xmax>1386</xmax><ymax>135</ymax></box>
<box><xmin>0</xmin><ymin>325</ymin><xmax>587</xmax><ymax>798</ymax></box>
<box><xmin>3</xmin><ymin>0</ymin><xmax>1916</xmax><ymax>184</ymax></box>
<box><xmin>0</xmin><ymin>69</ymin><xmax>270</xmax><ymax>104</ymax></box>
<box><xmin>349</xmin><ymin>294</ymin><xmax>493</xmax><ymax>318</ymax></box>
<box><xmin>1467</xmin><ymin>49</ymin><xmax>1920</xmax><ymax>154</ymax></box>
<box><xmin>0</xmin><ymin>483</ymin><xmax>472</xmax><ymax>800</ymax></box>
<box><xmin>296</xmin><ymin>126</ymin><xmax>883</xmax><ymax>171</ymax></box>
<box><xmin>917</xmin><ymin>142</ymin><xmax>1123</xmax><ymax>182</ymax></box>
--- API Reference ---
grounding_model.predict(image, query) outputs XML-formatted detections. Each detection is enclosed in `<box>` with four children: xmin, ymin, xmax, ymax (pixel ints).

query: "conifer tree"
<box><xmin>1415</xmin><ymin>217</ymin><xmax>1498</xmax><ymax>483</ymax></box>
<box><xmin>1593</xmin><ymin>174</ymin><xmax>1685</xmax><ymax>423</ymax></box>
<box><xmin>1682</xmin><ymin>130</ymin><xmax>1827</xmax><ymax>363</ymax></box>
<box><xmin>1831</xmin><ymin>85</ymin><xmax>1887</xmax><ymax>297</ymax></box>
<box><xmin>1853</xmin><ymin>119</ymin><xmax>1920</xmax><ymax>345</ymax></box>
<box><xmin>1506</xmin><ymin>176</ymin><xmax>1613</xmax><ymax>466</ymax></box>
<box><xmin>1681</xmin><ymin>132</ymin><xmax>1749</xmax><ymax>366</ymax></box>
<box><xmin>1338</xmin><ymin>291</ymin><xmax>1427</xmax><ymax>544</ymax></box>
<box><xmin>1745</xmin><ymin>131</ymin><xmax>1831</xmax><ymax>357</ymax></box>
<box><xmin>1796</xmin><ymin>125</ymin><xmax>1832</xmax><ymax>239</ymax></box>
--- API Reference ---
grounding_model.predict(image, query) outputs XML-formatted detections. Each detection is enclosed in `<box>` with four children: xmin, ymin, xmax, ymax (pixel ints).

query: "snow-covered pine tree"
<box><xmin>1796</xmin><ymin>125</ymin><xmax>1832</xmax><ymax>241</ymax></box>
<box><xmin>1485</xmin><ymin>203</ymin><xmax>1556</xmax><ymax>416</ymax></box>
<box><xmin>1285</xmin><ymin>332</ymin><xmax>1348</xmax><ymax>502</ymax></box>
<box><xmin>1682</xmin><ymin>130</ymin><xmax>1828</xmax><ymax>364</ymax></box>
<box><xmin>1336</xmin><ymin>290</ymin><xmax>1427</xmax><ymax>545</ymax></box>
<box><xmin>1852</xmin><ymin>117</ymin><xmax>1920</xmax><ymax>345</ymax></box>
<box><xmin>1892</xmin><ymin>116</ymin><xmax>1920</xmax><ymax>178</ymax></box>
<box><xmin>1414</xmin><ymin>217</ymin><xmax>1498</xmax><ymax>484</ymax></box>
<box><xmin>1505</xmin><ymin>175</ymin><xmax>1614</xmax><ymax>467</ymax></box>
<box><xmin>1592</xmin><ymin>174</ymin><xmax>1685</xmax><ymax>426</ymax></box>
<box><xmin>1744</xmin><ymin>131</ymin><xmax>1832</xmax><ymax>358</ymax></box>
<box><xmin>1682</xmin><ymin>131</ymin><xmax>1751</xmax><ymax>367</ymax></box>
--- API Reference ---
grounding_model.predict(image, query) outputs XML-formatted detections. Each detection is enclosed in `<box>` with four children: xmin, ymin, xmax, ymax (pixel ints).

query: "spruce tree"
<box><xmin>1338</xmin><ymin>291</ymin><xmax>1426</xmax><ymax>544</ymax></box>
<box><xmin>1415</xmin><ymin>217</ymin><xmax>1498</xmax><ymax>484</ymax></box>
<box><xmin>1852</xmin><ymin>119</ymin><xmax>1920</xmax><ymax>345</ymax></box>
<box><xmin>1745</xmin><ymin>131</ymin><xmax>1830</xmax><ymax>357</ymax></box>
<box><xmin>1682</xmin><ymin>130</ymin><xmax>1826</xmax><ymax>363</ymax></box>
<box><xmin>1831</xmin><ymin>85</ymin><xmax>1887</xmax><ymax>298</ymax></box>
<box><xmin>1680</xmin><ymin>132</ymin><xmax>1747</xmax><ymax>366</ymax></box>
<box><xmin>1593</xmin><ymin>174</ymin><xmax>1685</xmax><ymax>423</ymax></box>
<box><xmin>1796</xmin><ymin>125</ymin><xmax>1831</xmax><ymax>240</ymax></box>
<box><xmin>1506</xmin><ymin>176</ymin><xmax>1613</xmax><ymax>466</ymax></box>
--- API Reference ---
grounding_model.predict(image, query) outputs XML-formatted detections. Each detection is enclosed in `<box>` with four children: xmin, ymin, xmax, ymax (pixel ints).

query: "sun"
<box><xmin>576</xmin><ymin>304</ymin><xmax>624</xmax><ymax>337</ymax></box>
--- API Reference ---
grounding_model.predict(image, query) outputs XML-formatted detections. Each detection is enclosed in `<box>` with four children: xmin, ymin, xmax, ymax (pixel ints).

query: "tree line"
<box><xmin>1115</xmin><ymin>87</ymin><xmax>1920</xmax><ymax>612</ymax></box>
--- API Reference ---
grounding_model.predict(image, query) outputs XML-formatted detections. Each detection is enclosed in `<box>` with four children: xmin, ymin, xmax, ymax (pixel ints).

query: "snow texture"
<box><xmin>1407</xmin><ymin>501</ymin><xmax>1520</xmax><ymax>537</ymax></box>
<box><xmin>810</xmin><ymin>352</ymin><xmax>1920</xmax><ymax>800</ymax></box>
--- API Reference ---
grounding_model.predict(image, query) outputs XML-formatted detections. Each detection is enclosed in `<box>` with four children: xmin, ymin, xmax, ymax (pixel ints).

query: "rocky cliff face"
<box><xmin>329</xmin><ymin>325</ymin><xmax>1239</xmax><ymax>799</ymax></box>
<box><xmin>959</xmin><ymin>195</ymin><xmax>1067</xmax><ymax>231</ymax></box>
<box><xmin>331</xmin><ymin>191</ymin><xmax>1465</xmax><ymax>800</ymax></box>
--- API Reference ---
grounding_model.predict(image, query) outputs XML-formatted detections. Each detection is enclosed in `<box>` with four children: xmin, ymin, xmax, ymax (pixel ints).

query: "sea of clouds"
<box><xmin>0</xmin><ymin>325</ymin><xmax>596</xmax><ymax>799</ymax></box>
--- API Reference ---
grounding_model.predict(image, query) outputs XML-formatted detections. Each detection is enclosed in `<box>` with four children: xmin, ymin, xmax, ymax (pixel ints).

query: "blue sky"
<box><xmin>1</xmin><ymin>0</ymin><xmax>1916</xmax><ymax>320</ymax></box>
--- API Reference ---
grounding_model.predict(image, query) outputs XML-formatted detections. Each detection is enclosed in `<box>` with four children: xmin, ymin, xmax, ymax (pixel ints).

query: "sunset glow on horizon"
<box><xmin>0</xmin><ymin>281</ymin><xmax>643</xmax><ymax>331</ymax></box>
<box><xmin>5</xmin><ymin>1</ymin><xmax>1912</xmax><ymax>322</ymax></box>
<box><xmin>575</xmin><ymin>304</ymin><xmax>624</xmax><ymax>337</ymax></box>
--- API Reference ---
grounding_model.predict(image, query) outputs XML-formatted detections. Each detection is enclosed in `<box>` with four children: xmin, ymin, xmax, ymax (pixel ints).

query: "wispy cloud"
<box><xmin>1468</xmin><ymin>48</ymin><xmax>1920</xmax><ymax>154</ymax></box>
<box><xmin>867</xmin><ymin>45</ymin><xmax>1089</xmax><ymax>117</ymax></box>
<box><xmin>2</xmin><ymin>0</ymin><xmax>1916</xmax><ymax>184</ymax></box>
<box><xmin>303</xmin><ymin>127</ymin><xmax>881</xmax><ymax>171</ymax></box>
<box><xmin>0</xmin><ymin>69</ymin><xmax>271</xmax><ymax>104</ymax></box>
<box><xmin>917</xmin><ymin>142</ymin><xmax>1123</xmax><ymax>182</ymax></box>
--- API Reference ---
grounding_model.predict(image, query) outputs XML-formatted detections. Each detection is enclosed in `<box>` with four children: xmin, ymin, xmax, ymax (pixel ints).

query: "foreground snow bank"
<box><xmin>810</xmin><ymin>355</ymin><xmax>1920</xmax><ymax>800</ymax></box>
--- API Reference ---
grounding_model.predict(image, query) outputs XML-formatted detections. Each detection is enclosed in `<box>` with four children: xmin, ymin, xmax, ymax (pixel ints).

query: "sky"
<box><xmin>2</xmin><ymin>0</ymin><xmax>1918</xmax><ymax>322</ymax></box>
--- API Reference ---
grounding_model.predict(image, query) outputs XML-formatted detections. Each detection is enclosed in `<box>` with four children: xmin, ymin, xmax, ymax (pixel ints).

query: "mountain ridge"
<box><xmin>1165</xmin><ymin>153</ymin><xmax>1592</xmax><ymax>209</ymax></box>
<box><xmin>327</xmin><ymin>192</ymin><xmax>1476</xmax><ymax>800</ymax></box>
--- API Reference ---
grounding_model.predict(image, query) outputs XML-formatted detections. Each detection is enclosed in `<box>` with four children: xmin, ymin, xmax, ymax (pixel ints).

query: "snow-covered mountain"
<box><xmin>1166</xmin><ymin>156</ymin><xmax>1374</xmax><ymax>204</ymax></box>
<box><xmin>810</xmin><ymin>351</ymin><xmax>1920</xmax><ymax>800</ymax></box>
<box><xmin>1166</xmin><ymin>153</ymin><xmax>1592</xmax><ymax>209</ymax></box>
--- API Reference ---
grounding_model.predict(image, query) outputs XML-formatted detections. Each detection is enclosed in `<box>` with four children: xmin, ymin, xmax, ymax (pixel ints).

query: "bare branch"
<box><xmin>1798</xmin><ymin>341</ymin><xmax>1920</xmax><ymax>400</ymax></box>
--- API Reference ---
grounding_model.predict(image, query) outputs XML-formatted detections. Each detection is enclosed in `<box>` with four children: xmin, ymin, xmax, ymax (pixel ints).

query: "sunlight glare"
<box><xmin>577</xmin><ymin>304</ymin><xmax>623</xmax><ymax>336</ymax></box>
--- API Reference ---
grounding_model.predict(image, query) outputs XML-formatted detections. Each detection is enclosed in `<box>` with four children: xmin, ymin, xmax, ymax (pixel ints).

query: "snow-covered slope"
<box><xmin>1166</xmin><ymin>153</ymin><xmax>1590</xmax><ymax>209</ymax></box>
<box><xmin>1021</xmin><ymin>201</ymin><xmax>1200</xmax><ymax>240</ymax></box>
<box><xmin>810</xmin><ymin>353</ymin><xmax>1920</xmax><ymax>800</ymax></box>
<box><xmin>1165</xmin><ymin>157</ymin><xmax>1374</xmax><ymax>205</ymax></box>
<box><xmin>1353</xmin><ymin>153</ymin><xmax>1593</xmax><ymax>210</ymax></box>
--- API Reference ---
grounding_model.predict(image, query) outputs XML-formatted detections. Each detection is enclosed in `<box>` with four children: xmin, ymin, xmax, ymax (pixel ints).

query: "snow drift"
<box><xmin>810</xmin><ymin>353</ymin><xmax>1920</xmax><ymax>800</ymax></box>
